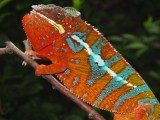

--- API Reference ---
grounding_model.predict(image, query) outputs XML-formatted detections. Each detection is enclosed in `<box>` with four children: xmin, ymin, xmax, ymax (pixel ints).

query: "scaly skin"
<box><xmin>22</xmin><ymin>4</ymin><xmax>160</xmax><ymax>120</ymax></box>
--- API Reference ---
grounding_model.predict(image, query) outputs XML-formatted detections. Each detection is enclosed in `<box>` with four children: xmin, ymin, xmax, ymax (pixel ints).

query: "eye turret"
<box><xmin>63</xmin><ymin>7</ymin><xmax>81</xmax><ymax>17</ymax></box>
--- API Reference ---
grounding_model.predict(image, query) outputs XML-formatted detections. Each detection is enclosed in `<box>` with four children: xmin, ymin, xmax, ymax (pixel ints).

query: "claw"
<box><xmin>22</xmin><ymin>61</ymin><xmax>27</xmax><ymax>66</ymax></box>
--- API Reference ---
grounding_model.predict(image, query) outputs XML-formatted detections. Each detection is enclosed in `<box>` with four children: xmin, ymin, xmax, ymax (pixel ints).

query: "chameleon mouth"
<box><xmin>30</xmin><ymin>10</ymin><xmax>65</xmax><ymax>34</ymax></box>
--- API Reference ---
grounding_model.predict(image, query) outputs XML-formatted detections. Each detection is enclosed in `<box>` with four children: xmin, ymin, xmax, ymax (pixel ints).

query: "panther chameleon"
<box><xmin>22</xmin><ymin>4</ymin><xmax>160</xmax><ymax>120</ymax></box>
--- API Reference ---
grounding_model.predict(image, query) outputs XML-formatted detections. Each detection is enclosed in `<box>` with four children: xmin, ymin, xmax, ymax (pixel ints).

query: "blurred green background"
<box><xmin>0</xmin><ymin>0</ymin><xmax>160</xmax><ymax>120</ymax></box>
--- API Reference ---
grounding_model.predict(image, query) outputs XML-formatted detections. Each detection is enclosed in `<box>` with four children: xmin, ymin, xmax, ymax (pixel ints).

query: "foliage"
<box><xmin>109</xmin><ymin>17</ymin><xmax>160</xmax><ymax>58</ymax></box>
<box><xmin>0</xmin><ymin>0</ymin><xmax>160</xmax><ymax>120</ymax></box>
<box><xmin>109</xmin><ymin>18</ymin><xmax>160</xmax><ymax>100</ymax></box>
<box><xmin>72</xmin><ymin>0</ymin><xmax>84</xmax><ymax>10</ymax></box>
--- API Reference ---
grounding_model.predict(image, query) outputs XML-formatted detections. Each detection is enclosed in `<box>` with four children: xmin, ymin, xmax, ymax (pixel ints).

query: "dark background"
<box><xmin>0</xmin><ymin>0</ymin><xmax>160</xmax><ymax>120</ymax></box>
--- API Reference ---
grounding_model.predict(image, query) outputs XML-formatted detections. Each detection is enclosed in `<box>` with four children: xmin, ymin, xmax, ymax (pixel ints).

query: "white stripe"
<box><xmin>31</xmin><ymin>10</ymin><xmax>65</xmax><ymax>34</ymax></box>
<box><xmin>71</xmin><ymin>34</ymin><xmax>135</xmax><ymax>86</ymax></box>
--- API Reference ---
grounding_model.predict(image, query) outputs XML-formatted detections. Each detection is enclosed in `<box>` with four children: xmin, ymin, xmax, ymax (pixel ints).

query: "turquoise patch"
<box><xmin>87</xmin><ymin>36</ymin><xmax>120</xmax><ymax>86</ymax></box>
<box><xmin>64</xmin><ymin>69</ymin><xmax>70</xmax><ymax>75</ymax></box>
<box><xmin>138</xmin><ymin>98</ymin><xmax>159</xmax><ymax>105</ymax></box>
<box><xmin>87</xmin><ymin>55</ymin><xmax>107</xmax><ymax>86</ymax></box>
<box><xmin>72</xmin><ymin>77</ymin><xmax>79</xmax><ymax>86</ymax></box>
<box><xmin>117</xmin><ymin>66</ymin><xmax>135</xmax><ymax>80</ymax></box>
<box><xmin>66</xmin><ymin>32</ymin><xmax>87</xmax><ymax>52</ymax></box>
<box><xmin>113</xmin><ymin>84</ymin><xmax>150</xmax><ymax>110</ymax></box>
<box><xmin>93</xmin><ymin>65</ymin><xmax>135</xmax><ymax>106</ymax></box>
<box><xmin>87</xmin><ymin>54</ymin><xmax>121</xmax><ymax>86</ymax></box>
<box><xmin>91</xmin><ymin>37</ymin><xmax>107</xmax><ymax>55</ymax></box>
<box><xmin>105</xmin><ymin>54</ymin><xmax>121</xmax><ymax>68</ymax></box>
<box><xmin>82</xmin><ymin>93</ymin><xmax>88</xmax><ymax>98</ymax></box>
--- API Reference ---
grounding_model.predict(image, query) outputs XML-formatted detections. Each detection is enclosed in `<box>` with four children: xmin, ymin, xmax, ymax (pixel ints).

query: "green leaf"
<box><xmin>0</xmin><ymin>12</ymin><xmax>11</xmax><ymax>22</ymax></box>
<box><xmin>126</xmin><ymin>42</ymin><xmax>146</xmax><ymax>49</ymax></box>
<box><xmin>122</xmin><ymin>33</ymin><xmax>137</xmax><ymax>41</ymax></box>
<box><xmin>109</xmin><ymin>36</ymin><xmax>123</xmax><ymax>42</ymax></box>
<box><xmin>72</xmin><ymin>0</ymin><xmax>84</xmax><ymax>10</ymax></box>
<box><xmin>15</xmin><ymin>2</ymin><xmax>31</xmax><ymax>10</ymax></box>
<box><xmin>144</xmin><ymin>16</ymin><xmax>153</xmax><ymax>29</ymax></box>
<box><xmin>136</xmin><ymin>47</ymin><xmax>147</xmax><ymax>57</ymax></box>
<box><xmin>149</xmin><ymin>71</ymin><xmax>160</xmax><ymax>79</ymax></box>
<box><xmin>144</xmin><ymin>18</ymin><xmax>160</xmax><ymax>34</ymax></box>
<box><xmin>0</xmin><ymin>0</ymin><xmax>11</xmax><ymax>9</ymax></box>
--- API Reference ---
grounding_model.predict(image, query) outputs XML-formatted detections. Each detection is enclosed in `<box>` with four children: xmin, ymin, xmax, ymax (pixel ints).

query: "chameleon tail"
<box><xmin>114</xmin><ymin>103</ymin><xmax>160</xmax><ymax>120</ymax></box>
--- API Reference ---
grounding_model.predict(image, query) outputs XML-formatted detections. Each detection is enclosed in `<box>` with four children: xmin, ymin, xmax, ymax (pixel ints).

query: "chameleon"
<box><xmin>22</xmin><ymin>4</ymin><xmax>160</xmax><ymax>120</ymax></box>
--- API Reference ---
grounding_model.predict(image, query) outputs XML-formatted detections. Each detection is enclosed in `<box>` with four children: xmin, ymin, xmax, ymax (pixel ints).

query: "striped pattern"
<box><xmin>57</xmin><ymin>19</ymin><xmax>160</xmax><ymax>117</ymax></box>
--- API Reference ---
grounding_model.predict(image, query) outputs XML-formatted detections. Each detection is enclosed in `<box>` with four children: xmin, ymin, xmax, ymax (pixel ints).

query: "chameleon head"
<box><xmin>22</xmin><ymin>4</ymin><xmax>81</xmax><ymax>51</ymax></box>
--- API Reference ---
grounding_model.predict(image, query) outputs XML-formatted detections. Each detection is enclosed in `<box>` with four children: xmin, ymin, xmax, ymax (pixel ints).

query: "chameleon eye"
<box><xmin>54</xmin><ymin>12</ymin><xmax>62</xmax><ymax>21</ymax></box>
<box><xmin>51</xmin><ymin>10</ymin><xmax>63</xmax><ymax>22</ymax></box>
<box><xmin>57</xmin><ymin>13</ymin><xmax>61</xmax><ymax>18</ymax></box>
<box><xmin>63</xmin><ymin>7</ymin><xmax>80</xmax><ymax>17</ymax></box>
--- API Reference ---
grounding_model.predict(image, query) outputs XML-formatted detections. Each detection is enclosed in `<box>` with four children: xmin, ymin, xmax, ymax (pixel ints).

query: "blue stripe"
<box><xmin>138</xmin><ymin>98</ymin><xmax>159</xmax><ymax>106</ymax></box>
<box><xmin>117</xmin><ymin>65</ymin><xmax>135</xmax><ymax>80</ymax></box>
<box><xmin>66</xmin><ymin>29</ymin><xmax>91</xmax><ymax>53</ymax></box>
<box><xmin>93</xmin><ymin>65</ymin><xmax>135</xmax><ymax>106</ymax></box>
<box><xmin>87</xmin><ymin>55</ymin><xmax>106</xmax><ymax>86</ymax></box>
<box><xmin>87</xmin><ymin>54</ymin><xmax>121</xmax><ymax>86</ymax></box>
<box><xmin>66</xmin><ymin>32</ymin><xmax>86</xmax><ymax>52</ymax></box>
<box><xmin>114</xmin><ymin>84</ymin><xmax>150</xmax><ymax>110</ymax></box>
<box><xmin>91</xmin><ymin>37</ymin><xmax>107</xmax><ymax>55</ymax></box>
<box><xmin>104</xmin><ymin>54</ymin><xmax>121</xmax><ymax>68</ymax></box>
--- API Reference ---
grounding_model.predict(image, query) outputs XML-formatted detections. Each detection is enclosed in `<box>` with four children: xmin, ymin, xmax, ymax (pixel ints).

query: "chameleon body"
<box><xmin>22</xmin><ymin>4</ymin><xmax>160</xmax><ymax>120</ymax></box>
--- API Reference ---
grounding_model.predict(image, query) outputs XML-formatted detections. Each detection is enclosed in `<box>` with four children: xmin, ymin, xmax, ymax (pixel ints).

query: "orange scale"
<box><xmin>71</xmin><ymin>77</ymin><xmax>89</xmax><ymax>98</ymax></box>
<box><xmin>85</xmin><ymin>74</ymin><xmax>113</xmax><ymax>104</ymax></box>
<box><xmin>98</xmin><ymin>84</ymin><xmax>133</xmax><ymax>110</ymax></box>
<box><xmin>67</xmin><ymin>61</ymin><xmax>91</xmax><ymax>74</ymax></box>
<box><xmin>110</xmin><ymin>59</ymin><xmax>128</xmax><ymax>74</ymax></box>
<box><xmin>23</xmin><ymin>14</ymin><xmax>60</xmax><ymax>51</ymax></box>
<box><xmin>58</xmin><ymin>68</ymin><xmax>78</xmax><ymax>87</ymax></box>
<box><xmin>101</xmin><ymin>43</ymin><xmax>117</xmax><ymax>60</ymax></box>
<box><xmin>70</xmin><ymin>22</ymin><xmax>88</xmax><ymax>33</ymax></box>
<box><xmin>116</xmin><ymin>91</ymin><xmax>155</xmax><ymax>113</ymax></box>
<box><xmin>127</xmin><ymin>73</ymin><xmax>145</xmax><ymax>86</ymax></box>
<box><xmin>60</xmin><ymin>75</ymin><xmax>74</xmax><ymax>89</ymax></box>
<box><xmin>85</xmin><ymin>30</ymin><xmax>101</xmax><ymax>46</ymax></box>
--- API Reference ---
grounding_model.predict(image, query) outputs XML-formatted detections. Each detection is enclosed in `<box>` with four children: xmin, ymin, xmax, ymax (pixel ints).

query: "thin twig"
<box><xmin>1</xmin><ymin>41</ymin><xmax>106</xmax><ymax>120</ymax></box>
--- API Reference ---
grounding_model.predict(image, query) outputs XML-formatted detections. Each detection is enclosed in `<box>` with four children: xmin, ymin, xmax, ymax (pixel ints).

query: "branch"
<box><xmin>0</xmin><ymin>47</ymin><xmax>11</xmax><ymax>55</ymax></box>
<box><xmin>1</xmin><ymin>41</ymin><xmax>106</xmax><ymax>120</ymax></box>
